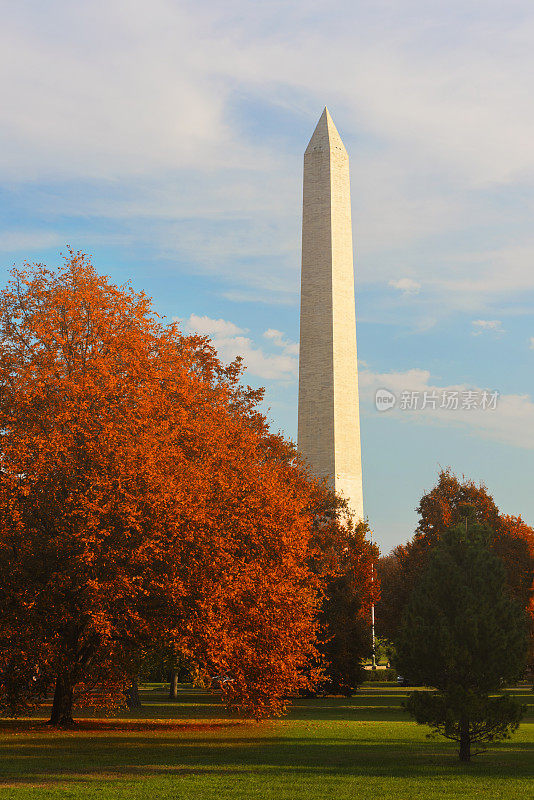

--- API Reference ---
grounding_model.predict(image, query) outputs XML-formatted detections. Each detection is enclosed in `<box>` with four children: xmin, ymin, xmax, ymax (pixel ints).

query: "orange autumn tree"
<box><xmin>0</xmin><ymin>251</ymin><xmax>321</xmax><ymax>724</ymax></box>
<box><xmin>376</xmin><ymin>470</ymin><xmax>534</xmax><ymax>656</ymax></box>
<box><xmin>306</xmin><ymin>488</ymin><xmax>379</xmax><ymax>695</ymax></box>
<box><xmin>498</xmin><ymin>514</ymin><xmax>534</xmax><ymax>674</ymax></box>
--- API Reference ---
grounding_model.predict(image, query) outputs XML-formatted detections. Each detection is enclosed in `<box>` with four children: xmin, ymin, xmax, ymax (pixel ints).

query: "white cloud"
<box><xmin>389</xmin><ymin>278</ymin><xmax>421</xmax><ymax>295</ymax></box>
<box><xmin>0</xmin><ymin>231</ymin><xmax>63</xmax><ymax>252</ymax></box>
<box><xmin>360</xmin><ymin>367</ymin><xmax>534</xmax><ymax>450</ymax></box>
<box><xmin>173</xmin><ymin>310</ymin><xmax>534</xmax><ymax>448</ymax></box>
<box><xmin>472</xmin><ymin>319</ymin><xmax>505</xmax><ymax>335</ymax></box>
<box><xmin>180</xmin><ymin>314</ymin><xmax>297</xmax><ymax>381</ymax></box>
<box><xmin>263</xmin><ymin>328</ymin><xmax>299</xmax><ymax>356</ymax></box>
<box><xmin>221</xmin><ymin>290</ymin><xmax>296</xmax><ymax>306</ymax></box>
<box><xmin>178</xmin><ymin>314</ymin><xmax>244</xmax><ymax>338</ymax></box>
<box><xmin>429</xmin><ymin>244</ymin><xmax>534</xmax><ymax>306</ymax></box>
<box><xmin>3</xmin><ymin>2</ymin><xmax>534</xmax><ymax>311</ymax></box>
<box><xmin>4</xmin><ymin>1</ymin><xmax>534</xmax><ymax>186</ymax></box>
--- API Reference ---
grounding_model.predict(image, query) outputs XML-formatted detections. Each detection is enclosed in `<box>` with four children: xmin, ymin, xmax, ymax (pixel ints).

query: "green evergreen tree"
<box><xmin>397</xmin><ymin>511</ymin><xmax>528</xmax><ymax>761</ymax></box>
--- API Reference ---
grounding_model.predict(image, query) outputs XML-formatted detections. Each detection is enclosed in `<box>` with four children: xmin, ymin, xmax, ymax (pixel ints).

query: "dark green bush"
<box><xmin>363</xmin><ymin>668</ymin><xmax>396</xmax><ymax>682</ymax></box>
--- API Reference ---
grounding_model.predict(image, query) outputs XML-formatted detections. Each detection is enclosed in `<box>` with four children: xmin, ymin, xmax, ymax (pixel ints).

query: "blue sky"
<box><xmin>1</xmin><ymin>0</ymin><xmax>533</xmax><ymax>552</ymax></box>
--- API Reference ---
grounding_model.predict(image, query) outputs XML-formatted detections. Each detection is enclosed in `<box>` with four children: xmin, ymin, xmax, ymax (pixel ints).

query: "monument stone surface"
<box><xmin>297</xmin><ymin>107</ymin><xmax>364</xmax><ymax>520</ymax></box>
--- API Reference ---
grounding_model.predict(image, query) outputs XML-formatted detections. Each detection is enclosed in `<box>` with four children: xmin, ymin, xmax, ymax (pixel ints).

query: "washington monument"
<box><xmin>297</xmin><ymin>107</ymin><xmax>364</xmax><ymax>520</ymax></box>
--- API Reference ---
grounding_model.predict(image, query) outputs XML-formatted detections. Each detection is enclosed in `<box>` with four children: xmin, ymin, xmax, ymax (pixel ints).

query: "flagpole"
<box><xmin>371</xmin><ymin>527</ymin><xmax>376</xmax><ymax>670</ymax></box>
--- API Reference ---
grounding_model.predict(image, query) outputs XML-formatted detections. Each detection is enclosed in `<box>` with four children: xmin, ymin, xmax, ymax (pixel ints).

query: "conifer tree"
<box><xmin>376</xmin><ymin>470</ymin><xmax>534</xmax><ymax>658</ymax></box>
<box><xmin>397</xmin><ymin>512</ymin><xmax>528</xmax><ymax>761</ymax></box>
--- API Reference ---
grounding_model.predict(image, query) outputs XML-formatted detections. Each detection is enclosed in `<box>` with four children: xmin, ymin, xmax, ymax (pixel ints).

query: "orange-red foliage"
<box><xmin>376</xmin><ymin>469</ymin><xmax>534</xmax><ymax>652</ymax></box>
<box><xmin>318</xmin><ymin>515</ymin><xmax>379</xmax><ymax>693</ymax></box>
<box><xmin>295</xmin><ymin>488</ymin><xmax>379</xmax><ymax>694</ymax></box>
<box><xmin>498</xmin><ymin>514</ymin><xmax>534</xmax><ymax>668</ymax></box>
<box><xmin>0</xmin><ymin>252</ymin><xmax>321</xmax><ymax>721</ymax></box>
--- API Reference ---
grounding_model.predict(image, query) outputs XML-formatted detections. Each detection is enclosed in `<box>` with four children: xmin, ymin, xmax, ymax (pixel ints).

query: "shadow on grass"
<box><xmin>0</xmin><ymin>719</ymin><xmax>245</xmax><ymax>733</ymax></box>
<box><xmin>1</xmin><ymin>732</ymin><xmax>533</xmax><ymax>785</ymax></box>
<box><xmin>3</xmin><ymin>685</ymin><xmax>532</xmax><ymax>789</ymax></box>
<box><xmin>134</xmin><ymin>687</ymin><xmax>533</xmax><ymax>724</ymax></box>
<box><xmin>16</xmin><ymin>685</ymin><xmax>534</xmax><ymax>727</ymax></box>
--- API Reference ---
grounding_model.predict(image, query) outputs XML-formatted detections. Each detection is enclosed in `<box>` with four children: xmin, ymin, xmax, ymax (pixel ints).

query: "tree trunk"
<box><xmin>49</xmin><ymin>672</ymin><xmax>75</xmax><ymax>726</ymax></box>
<box><xmin>459</xmin><ymin>715</ymin><xmax>471</xmax><ymax>762</ymax></box>
<box><xmin>126</xmin><ymin>678</ymin><xmax>142</xmax><ymax>710</ymax></box>
<box><xmin>169</xmin><ymin>668</ymin><xmax>179</xmax><ymax>700</ymax></box>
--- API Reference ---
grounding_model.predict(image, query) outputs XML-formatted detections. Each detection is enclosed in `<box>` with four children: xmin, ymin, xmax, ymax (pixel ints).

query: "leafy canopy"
<box><xmin>0</xmin><ymin>252</ymin><xmax>323</xmax><ymax>721</ymax></box>
<box><xmin>376</xmin><ymin>470</ymin><xmax>534</xmax><ymax>650</ymax></box>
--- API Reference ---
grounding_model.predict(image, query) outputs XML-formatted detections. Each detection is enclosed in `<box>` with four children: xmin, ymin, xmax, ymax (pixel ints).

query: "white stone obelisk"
<box><xmin>298</xmin><ymin>107</ymin><xmax>364</xmax><ymax>520</ymax></box>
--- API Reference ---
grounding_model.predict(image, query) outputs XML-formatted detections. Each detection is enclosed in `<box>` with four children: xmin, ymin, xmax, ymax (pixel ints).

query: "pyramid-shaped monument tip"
<box><xmin>305</xmin><ymin>107</ymin><xmax>347</xmax><ymax>155</ymax></box>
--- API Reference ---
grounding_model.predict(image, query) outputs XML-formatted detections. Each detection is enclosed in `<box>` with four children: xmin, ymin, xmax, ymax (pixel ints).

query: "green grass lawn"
<box><xmin>1</xmin><ymin>684</ymin><xmax>532</xmax><ymax>799</ymax></box>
